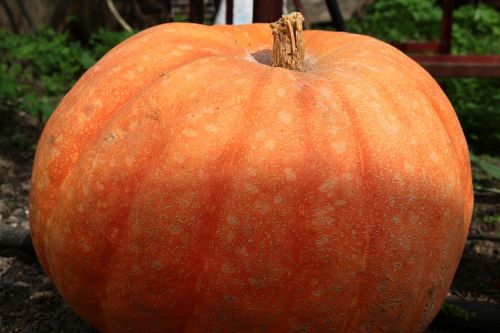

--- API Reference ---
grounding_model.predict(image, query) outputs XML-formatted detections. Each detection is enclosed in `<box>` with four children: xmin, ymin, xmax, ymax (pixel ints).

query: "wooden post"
<box><xmin>226</xmin><ymin>0</ymin><xmax>233</xmax><ymax>24</ymax></box>
<box><xmin>324</xmin><ymin>0</ymin><xmax>346</xmax><ymax>31</ymax></box>
<box><xmin>253</xmin><ymin>0</ymin><xmax>283</xmax><ymax>23</ymax></box>
<box><xmin>439</xmin><ymin>0</ymin><xmax>454</xmax><ymax>54</ymax></box>
<box><xmin>189</xmin><ymin>0</ymin><xmax>204</xmax><ymax>23</ymax></box>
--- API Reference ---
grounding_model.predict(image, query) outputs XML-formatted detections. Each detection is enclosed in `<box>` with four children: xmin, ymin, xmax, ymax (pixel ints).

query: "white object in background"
<box><xmin>214</xmin><ymin>0</ymin><xmax>288</xmax><ymax>25</ymax></box>
<box><xmin>214</xmin><ymin>0</ymin><xmax>253</xmax><ymax>25</ymax></box>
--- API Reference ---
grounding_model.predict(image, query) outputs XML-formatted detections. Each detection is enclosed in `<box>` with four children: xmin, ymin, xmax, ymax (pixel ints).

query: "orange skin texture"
<box><xmin>30</xmin><ymin>23</ymin><xmax>473</xmax><ymax>333</ymax></box>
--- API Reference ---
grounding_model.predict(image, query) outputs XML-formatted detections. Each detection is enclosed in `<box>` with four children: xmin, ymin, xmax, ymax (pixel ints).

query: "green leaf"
<box><xmin>79</xmin><ymin>51</ymin><xmax>96</xmax><ymax>69</ymax></box>
<box><xmin>478</xmin><ymin>160</ymin><xmax>500</xmax><ymax>180</ymax></box>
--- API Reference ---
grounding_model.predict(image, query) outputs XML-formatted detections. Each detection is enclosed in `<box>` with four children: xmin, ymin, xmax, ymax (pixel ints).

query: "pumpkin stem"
<box><xmin>270</xmin><ymin>12</ymin><xmax>305</xmax><ymax>71</ymax></box>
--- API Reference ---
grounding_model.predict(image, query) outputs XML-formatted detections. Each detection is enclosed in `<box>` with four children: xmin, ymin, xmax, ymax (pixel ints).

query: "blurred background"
<box><xmin>0</xmin><ymin>1</ymin><xmax>499</xmax><ymax>332</ymax></box>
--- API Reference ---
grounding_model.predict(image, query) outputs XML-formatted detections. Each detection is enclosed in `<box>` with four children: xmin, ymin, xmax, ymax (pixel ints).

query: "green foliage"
<box><xmin>440</xmin><ymin>302</ymin><xmax>470</xmax><ymax>321</ymax></box>
<box><xmin>347</xmin><ymin>0</ymin><xmax>500</xmax><ymax>155</ymax></box>
<box><xmin>347</xmin><ymin>0</ymin><xmax>441</xmax><ymax>42</ymax></box>
<box><xmin>452</xmin><ymin>4</ymin><xmax>500</xmax><ymax>55</ymax></box>
<box><xmin>444</xmin><ymin>4</ymin><xmax>500</xmax><ymax>154</ymax></box>
<box><xmin>0</xmin><ymin>28</ymin><xmax>133</xmax><ymax>124</ymax></box>
<box><xmin>470</xmin><ymin>153</ymin><xmax>500</xmax><ymax>180</ymax></box>
<box><xmin>89</xmin><ymin>29</ymin><xmax>135</xmax><ymax>60</ymax></box>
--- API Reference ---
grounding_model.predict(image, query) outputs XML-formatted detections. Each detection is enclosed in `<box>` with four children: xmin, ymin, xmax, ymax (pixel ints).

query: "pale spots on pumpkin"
<box><xmin>254</xmin><ymin>201</ymin><xmax>270</xmax><ymax>214</ymax></box>
<box><xmin>70</xmin><ymin>152</ymin><xmax>79</xmax><ymax>162</ymax></box>
<box><xmin>255</xmin><ymin>130</ymin><xmax>266</xmax><ymax>139</ymax></box>
<box><xmin>202</xmin><ymin>106</ymin><xmax>215</xmax><ymax>114</ymax></box>
<box><xmin>319</xmin><ymin>86</ymin><xmax>332</xmax><ymax>99</ymax></box>
<box><xmin>430</xmin><ymin>151</ymin><xmax>439</xmax><ymax>162</ymax></box>
<box><xmin>189</xmin><ymin>91</ymin><xmax>198</xmax><ymax>99</ymax></box>
<box><xmin>141</xmin><ymin>54</ymin><xmax>151</xmax><ymax>61</ymax></box>
<box><xmin>49</xmin><ymin>147</ymin><xmax>60</xmax><ymax>157</ymax></box>
<box><xmin>318</xmin><ymin>177</ymin><xmax>337</xmax><ymax>192</ymax></box>
<box><xmin>36</xmin><ymin>172</ymin><xmax>50</xmax><ymax>190</ymax></box>
<box><xmin>335</xmin><ymin>200</ymin><xmax>346</xmax><ymax>206</ymax></box>
<box><xmin>124</xmin><ymin>71</ymin><xmax>136</xmax><ymax>80</ymax></box>
<box><xmin>315</xmin><ymin>234</ymin><xmax>329</xmax><ymax>248</ymax></box>
<box><xmin>137</xmin><ymin>66</ymin><xmax>145</xmax><ymax>73</ymax></box>
<box><xmin>236</xmin><ymin>246</ymin><xmax>249</xmax><ymax>257</ymax></box>
<box><xmin>391</xmin><ymin>216</ymin><xmax>400</xmax><ymax>224</ymax></box>
<box><xmin>273</xmin><ymin>195</ymin><xmax>283</xmax><ymax>204</ymax></box>
<box><xmin>408</xmin><ymin>188</ymin><xmax>417</xmax><ymax>202</ymax></box>
<box><xmin>342</xmin><ymin>173</ymin><xmax>353</xmax><ymax>181</ymax></box>
<box><xmin>393</xmin><ymin>172</ymin><xmax>403</xmax><ymax>183</ymax></box>
<box><xmin>247</xmin><ymin>167</ymin><xmax>257</xmax><ymax>176</ymax></box>
<box><xmin>76</xmin><ymin>204</ymin><xmax>85</xmax><ymax>213</ymax></box>
<box><xmin>379</xmin><ymin>112</ymin><xmax>400</xmax><ymax>134</ymax></box>
<box><xmin>244</xmin><ymin>182</ymin><xmax>259</xmax><ymax>193</ymax></box>
<box><xmin>227</xmin><ymin>215</ymin><xmax>239</xmax><ymax>225</ymax></box>
<box><xmin>178</xmin><ymin>44</ymin><xmax>194</xmax><ymax>51</ymax></box>
<box><xmin>168</xmin><ymin>224</ymin><xmax>183</xmax><ymax>235</ymax></box>
<box><xmin>160</xmin><ymin>78</ymin><xmax>171</xmax><ymax>88</ymax></box>
<box><xmin>221</xmin><ymin>263</ymin><xmax>235</xmax><ymax>274</ymax></box>
<box><xmin>235</xmin><ymin>78</ymin><xmax>250</xmax><ymax>85</ymax></box>
<box><xmin>76</xmin><ymin>112</ymin><xmax>88</xmax><ymax>124</ymax></box>
<box><xmin>201</xmin><ymin>48</ymin><xmax>219</xmax><ymax>54</ymax></box>
<box><xmin>232</xmin><ymin>68</ymin><xmax>243</xmax><ymax>76</ymax></box>
<box><xmin>277</xmin><ymin>88</ymin><xmax>286</xmax><ymax>97</ymax></box>
<box><xmin>109</xmin><ymin>158</ymin><xmax>117</xmax><ymax>167</ymax></box>
<box><xmin>96</xmin><ymin>201</ymin><xmax>107</xmax><ymax>208</ymax></box>
<box><xmin>108</xmin><ymin>228</ymin><xmax>119</xmax><ymax>243</ymax></box>
<box><xmin>82</xmin><ymin>243</ymin><xmax>91</xmax><ymax>253</ymax></box>
<box><xmin>332</xmin><ymin>142</ymin><xmax>346</xmax><ymax>154</ymax></box>
<box><xmin>312</xmin><ymin>210</ymin><xmax>334</xmax><ymax>227</ymax></box>
<box><xmin>125</xmin><ymin>156</ymin><xmax>134</xmax><ymax>167</ymax></box>
<box><xmin>185</xmin><ymin>73</ymin><xmax>195</xmax><ymax>80</ymax></box>
<box><xmin>314</xmin><ymin>99</ymin><xmax>329</xmax><ymax>113</ymax></box>
<box><xmin>96</xmin><ymin>181</ymin><xmax>105</xmax><ymax>191</ymax></box>
<box><xmin>284</xmin><ymin>168</ymin><xmax>297</xmax><ymax>182</ymax></box>
<box><xmin>128</xmin><ymin>121</ymin><xmax>139</xmax><ymax>131</ymax></box>
<box><xmin>404</xmin><ymin>161</ymin><xmax>415</xmax><ymax>173</ymax></box>
<box><xmin>171</xmin><ymin>50</ymin><xmax>184</xmax><ymax>57</ymax></box>
<box><xmin>66</xmin><ymin>188</ymin><xmax>74</xmax><ymax>200</ymax></box>
<box><xmin>204</xmin><ymin>124</ymin><xmax>219</xmax><ymax>133</ymax></box>
<box><xmin>411</xmin><ymin>99</ymin><xmax>421</xmax><ymax>111</ymax></box>
<box><xmin>278</xmin><ymin>111</ymin><xmax>294</xmax><ymax>125</ymax></box>
<box><xmin>182</xmin><ymin>129</ymin><xmax>198</xmax><ymax>138</ymax></box>
<box><xmin>264</xmin><ymin>140</ymin><xmax>275</xmax><ymax>150</ymax></box>
<box><xmin>187</xmin><ymin>112</ymin><xmax>203</xmax><ymax>123</ymax></box>
<box><xmin>173</xmin><ymin>153</ymin><xmax>185</xmax><ymax>164</ymax></box>
<box><xmin>110</xmin><ymin>65</ymin><xmax>124</xmax><ymax>74</ymax></box>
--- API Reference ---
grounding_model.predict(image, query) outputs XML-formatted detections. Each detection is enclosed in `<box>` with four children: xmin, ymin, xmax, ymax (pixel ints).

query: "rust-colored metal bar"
<box><xmin>189</xmin><ymin>0</ymin><xmax>204</xmax><ymax>23</ymax></box>
<box><xmin>253</xmin><ymin>0</ymin><xmax>283</xmax><ymax>23</ymax></box>
<box><xmin>411</xmin><ymin>55</ymin><xmax>500</xmax><ymax>78</ymax></box>
<box><xmin>226</xmin><ymin>0</ymin><xmax>233</xmax><ymax>24</ymax></box>
<box><xmin>392</xmin><ymin>42</ymin><xmax>442</xmax><ymax>53</ymax></box>
<box><xmin>439</xmin><ymin>0</ymin><xmax>454</xmax><ymax>53</ymax></box>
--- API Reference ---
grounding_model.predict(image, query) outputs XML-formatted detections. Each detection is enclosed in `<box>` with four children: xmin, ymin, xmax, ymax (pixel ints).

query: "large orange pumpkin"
<box><xmin>30</xmin><ymin>13</ymin><xmax>473</xmax><ymax>333</ymax></box>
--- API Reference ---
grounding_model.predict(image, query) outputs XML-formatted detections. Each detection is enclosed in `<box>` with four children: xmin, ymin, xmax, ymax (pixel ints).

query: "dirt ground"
<box><xmin>0</xmin><ymin>122</ymin><xmax>499</xmax><ymax>333</ymax></box>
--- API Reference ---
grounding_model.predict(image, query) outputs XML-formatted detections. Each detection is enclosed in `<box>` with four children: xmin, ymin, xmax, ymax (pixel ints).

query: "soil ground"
<box><xmin>0</xmin><ymin>118</ymin><xmax>498</xmax><ymax>333</ymax></box>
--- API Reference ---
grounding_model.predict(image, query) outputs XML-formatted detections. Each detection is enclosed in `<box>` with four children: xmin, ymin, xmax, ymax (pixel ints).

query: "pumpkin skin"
<box><xmin>29</xmin><ymin>22</ymin><xmax>473</xmax><ymax>333</ymax></box>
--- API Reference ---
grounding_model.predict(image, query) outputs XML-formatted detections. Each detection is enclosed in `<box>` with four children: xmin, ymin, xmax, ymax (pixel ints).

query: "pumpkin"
<box><xmin>30</xmin><ymin>13</ymin><xmax>473</xmax><ymax>333</ymax></box>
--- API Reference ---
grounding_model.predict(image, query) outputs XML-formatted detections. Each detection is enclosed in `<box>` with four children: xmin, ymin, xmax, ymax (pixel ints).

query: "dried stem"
<box><xmin>270</xmin><ymin>12</ymin><xmax>305</xmax><ymax>71</ymax></box>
